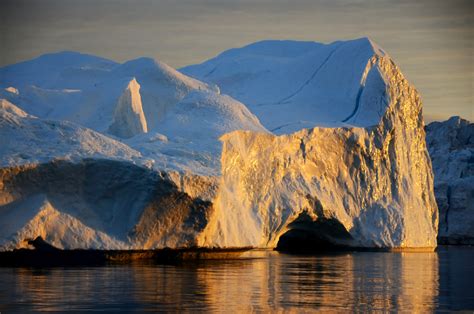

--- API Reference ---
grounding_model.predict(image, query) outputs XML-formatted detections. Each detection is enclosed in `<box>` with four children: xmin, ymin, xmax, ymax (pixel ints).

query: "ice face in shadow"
<box><xmin>426</xmin><ymin>117</ymin><xmax>474</xmax><ymax>244</ymax></box>
<box><xmin>275</xmin><ymin>209</ymin><xmax>354</xmax><ymax>252</ymax></box>
<box><xmin>0</xmin><ymin>159</ymin><xmax>213</xmax><ymax>250</ymax></box>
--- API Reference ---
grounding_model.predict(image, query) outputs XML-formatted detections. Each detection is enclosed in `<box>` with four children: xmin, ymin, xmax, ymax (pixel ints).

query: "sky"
<box><xmin>0</xmin><ymin>0</ymin><xmax>472</xmax><ymax>121</ymax></box>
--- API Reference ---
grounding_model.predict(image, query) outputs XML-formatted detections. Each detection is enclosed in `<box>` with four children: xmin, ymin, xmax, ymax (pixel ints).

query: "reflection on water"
<box><xmin>0</xmin><ymin>247</ymin><xmax>473</xmax><ymax>312</ymax></box>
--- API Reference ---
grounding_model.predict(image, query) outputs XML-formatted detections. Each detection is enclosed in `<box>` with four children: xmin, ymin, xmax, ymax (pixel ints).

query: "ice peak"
<box><xmin>356</xmin><ymin>37</ymin><xmax>387</xmax><ymax>57</ymax></box>
<box><xmin>108</xmin><ymin>77</ymin><xmax>148</xmax><ymax>139</ymax></box>
<box><xmin>329</xmin><ymin>37</ymin><xmax>387</xmax><ymax>58</ymax></box>
<box><xmin>127</xmin><ymin>77</ymin><xmax>140</xmax><ymax>89</ymax></box>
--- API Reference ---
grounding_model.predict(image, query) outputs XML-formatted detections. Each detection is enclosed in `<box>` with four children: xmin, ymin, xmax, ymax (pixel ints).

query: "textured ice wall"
<box><xmin>426</xmin><ymin>117</ymin><xmax>474</xmax><ymax>244</ymax></box>
<box><xmin>199</xmin><ymin>55</ymin><xmax>438</xmax><ymax>249</ymax></box>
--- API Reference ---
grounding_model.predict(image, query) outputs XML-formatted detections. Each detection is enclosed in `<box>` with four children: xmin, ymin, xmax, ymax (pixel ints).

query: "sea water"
<box><xmin>0</xmin><ymin>246</ymin><xmax>473</xmax><ymax>312</ymax></box>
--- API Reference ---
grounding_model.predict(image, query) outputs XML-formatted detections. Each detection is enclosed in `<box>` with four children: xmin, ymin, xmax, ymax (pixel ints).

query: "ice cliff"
<box><xmin>0</xmin><ymin>38</ymin><xmax>439</xmax><ymax>250</ymax></box>
<box><xmin>191</xmin><ymin>39</ymin><xmax>438</xmax><ymax>249</ymax></box>
<box><xmin>426</xmin><ymin>117</ymin><xmax>474</xmax><ymax>245</ymax></box>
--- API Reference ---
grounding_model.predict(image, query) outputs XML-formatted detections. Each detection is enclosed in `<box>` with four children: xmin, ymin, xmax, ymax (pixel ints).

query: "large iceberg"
<box><xmin>0</xmin><ymin>38</ymin><xmax>438</xmax><ymax>251</ymax></box>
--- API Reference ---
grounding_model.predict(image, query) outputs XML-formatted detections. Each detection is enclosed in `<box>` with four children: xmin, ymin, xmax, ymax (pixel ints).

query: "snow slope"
<box><xmin>182</xmin><ymin>38</ymin><xmax>389</xmax><ymax>133</ymax></box>
<box><xmin>426</xmin><ymin>117</ymin><xmax>474</xmax><ymax>244</ymax></box>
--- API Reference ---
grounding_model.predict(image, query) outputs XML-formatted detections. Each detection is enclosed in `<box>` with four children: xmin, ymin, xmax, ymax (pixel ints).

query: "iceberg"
<box><xmin>426</xmin><ymin>117</ymin><xmax>474</xmax><ymax>245</ymax></box>
<box><xmin>0</xmin><ymin>38</ymin><xmax>438</xmax><ymax>251</ymax></box>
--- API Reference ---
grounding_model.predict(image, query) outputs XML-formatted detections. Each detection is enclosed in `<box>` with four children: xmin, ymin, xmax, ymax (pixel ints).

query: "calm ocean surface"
<box><xmin>1</xmin><ymin>246</ymin><xmax>473</xmax><ymax>312</ymax></box>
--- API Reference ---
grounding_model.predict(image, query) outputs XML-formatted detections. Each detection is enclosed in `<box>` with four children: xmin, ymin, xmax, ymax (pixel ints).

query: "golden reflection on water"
<box><xmin>0</xmin><ymin>249</ymin><xmax>458</xmax><ymax>312</ymax></box>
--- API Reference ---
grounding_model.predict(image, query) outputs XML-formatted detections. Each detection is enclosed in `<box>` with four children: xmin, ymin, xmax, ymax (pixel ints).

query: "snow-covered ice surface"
<box><xmin>0</xmin><ymin>99</ymin><xmax>144</xmax><ymax>167</ymax></box>
<box><xmin>181</xmin><ymin>38</ymin><xmax>389</xmax><ymax>133</ymax></box>
<box><xmin>0</xmin><ymin>38</ymin><xmax>438</xmax><ymax>250</ymax></box>
<box><xmin>426</xmin><ymin>117</ymin><xmax>474</xmax><ymax>244</ymax></box>
<box><xmin>0</xmin><ymin>51</ymin><xmax>266</xmax><ymax>176</ymax></box>
<box><xmin>0</xmin><ymin>52</ymin><xmax>216</xmax><ymax>133</ymax></box>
